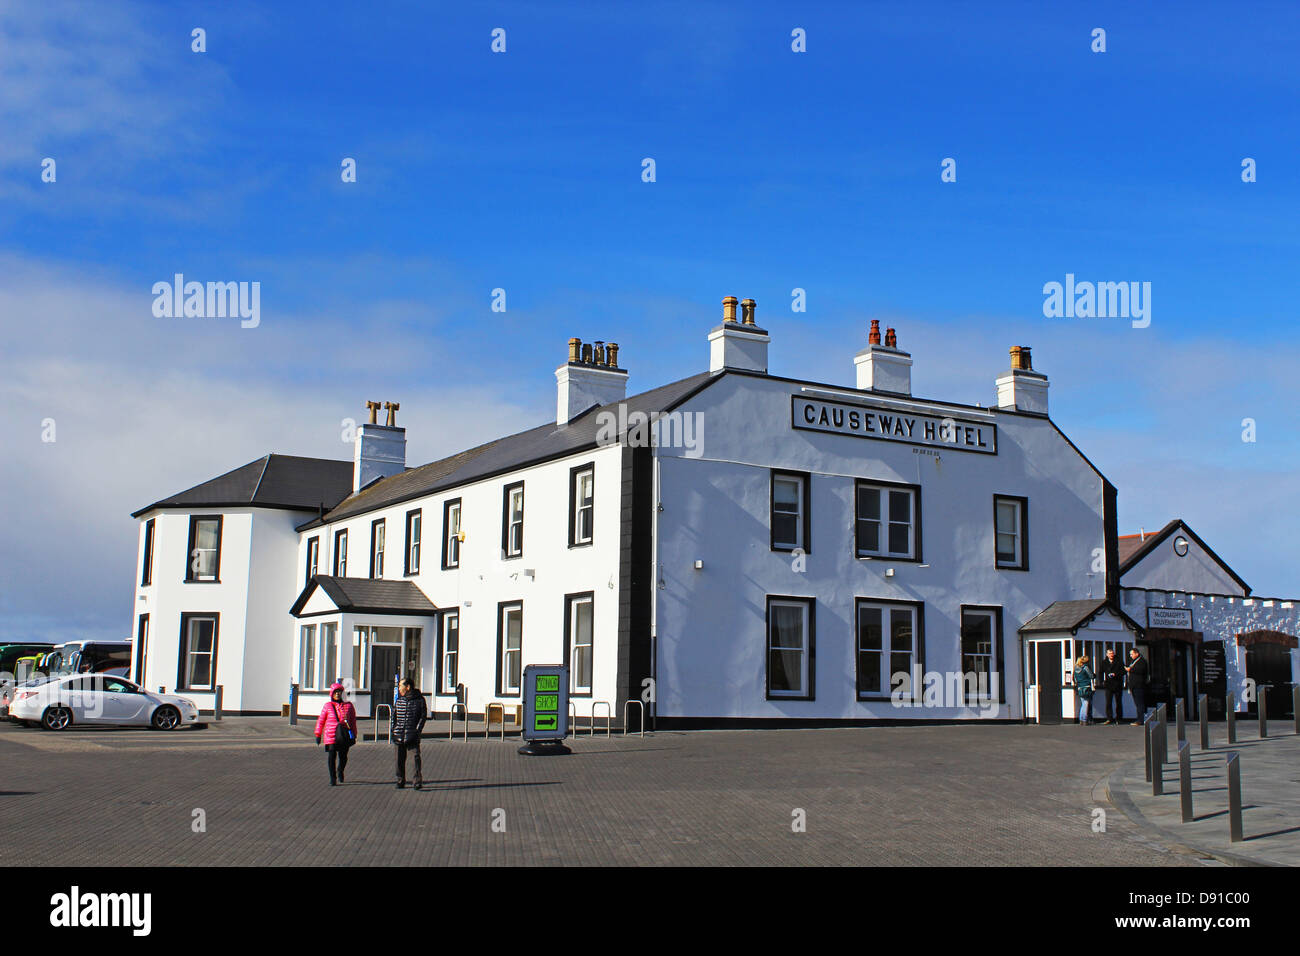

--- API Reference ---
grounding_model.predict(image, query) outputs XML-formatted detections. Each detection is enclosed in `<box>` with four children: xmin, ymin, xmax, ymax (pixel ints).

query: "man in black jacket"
<box><xmin>392</xmin><ymin>679</ymin><xmax>427</xmax><ymax>790</ymax></box>
<box><xmin>1098</xmin><ymin>648</ymin><xmax>1126</xmax><ymax>724</ymax></box>
<box><xmin>1125</xmin><ymin>648</ymin><xmax>1150</xmax><ymax>725</ymax></box>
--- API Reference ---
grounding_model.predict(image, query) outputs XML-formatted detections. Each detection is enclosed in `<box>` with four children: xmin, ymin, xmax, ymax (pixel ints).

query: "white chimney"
<box><xmin>556</xmin><ymin>338</ymin><xmax>628</xmax><ymax>425</ymax></box>
<box><xmin>996</xmin><ymin>346</ymin><xmax>1049</xmax><ymax>415</ymax></box>
<box><xmin>354</xmin><ymin>401</ymin><xmax>406</xmax><ymax>492</ymax></box>
<box><xmin>708</xmin><ymin>296</ymin><xmax>769</xmax><ymax>373</ymax></box>
<box><xmin>854</xmin><ymin>321</ymin><xmax>912</xmax><ymax>395</ymax></box>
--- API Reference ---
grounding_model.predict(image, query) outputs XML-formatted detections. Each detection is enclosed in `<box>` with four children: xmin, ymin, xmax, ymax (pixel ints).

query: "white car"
<box><xmin>9</xmin><ymin>674</ymin><xmax>200</xmax><ymax>731</ymax></box>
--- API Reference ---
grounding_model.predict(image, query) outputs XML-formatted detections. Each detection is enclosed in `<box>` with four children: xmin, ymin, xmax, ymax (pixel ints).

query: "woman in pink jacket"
<box><xmin>314</xmin><ymin>682</ymin><xmax>358</xmax><ymax>786</ymax></box>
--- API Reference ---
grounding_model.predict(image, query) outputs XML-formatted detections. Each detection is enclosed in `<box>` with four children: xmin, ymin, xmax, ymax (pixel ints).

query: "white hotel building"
<box><xmin>129</xmin><ymin>298</ymin><xmax>1299</xmax><ymax>726</ymax></box>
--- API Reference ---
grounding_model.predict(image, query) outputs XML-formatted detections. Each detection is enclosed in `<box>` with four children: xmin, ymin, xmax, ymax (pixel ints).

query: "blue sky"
<box><xmin>3</xmin><ymin>0</ymin><xmax>1300</xmax><ymax>642</ymax></box>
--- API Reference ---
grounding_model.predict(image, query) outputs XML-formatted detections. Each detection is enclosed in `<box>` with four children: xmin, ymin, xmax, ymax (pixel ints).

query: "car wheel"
<box><xmin>151</xmin><ymin>706</ymin><xmax>181</xmax><ymax>731</ymax></box>
<box><xmin>41</xmin><ymin>707</ymin><xmax>72</xmax><ymax>731</ymax></box>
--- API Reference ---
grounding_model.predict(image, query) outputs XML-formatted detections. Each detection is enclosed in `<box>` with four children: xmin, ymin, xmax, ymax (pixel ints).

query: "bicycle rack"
<box><xmin>622</xmin><ymin>699</ymin><xmax>646</xmax><ymax>737</ymax></box>
<box><xmin>372</xmin><ymin>703</ymin><xmax>392</xmax><ymax>743</ymax></box>
<box><xmin>485</xmin><ymin>701</ymin><xmax>508</xmax><ymax>741</ymax></box>
<box><xmin>447</xmin><ymin>701</ymin><xmax>469</xmax><ymax>741</ymax></box>
<box><xmin>592</xmin><ymin>701</ymin><xmax>612</xmax><ymax>738</ymax></box>
<box><xmin>569</xmin><ymin>701</ymin><xmax>579</xmax><ymax>736</ymax></box>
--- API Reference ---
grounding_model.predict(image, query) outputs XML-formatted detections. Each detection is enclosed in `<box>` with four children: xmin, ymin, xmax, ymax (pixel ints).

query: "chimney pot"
<box><xmin>365</xmin><ymin>400</ymin><xmax>381</xmax><ymax>425</ymax></box>
<box><xmin>1010</xmin><ymin>346</ymin><xmax>1032</xmax><ymax>371</ymax></box>
<box><xmin>740</xmin><ymin>298</ymin><xmax>756</xmax><ymax>325</ymax></box>
<box><xmin>568</xmin><ymin>337</ymin><xmax>581</xmax><ymax>363</ymax></box>
<box><xmin>722</xmin><ymin>296</ymin><xmax>738</xmax><ymax>324</ymax></box>
<box><xmin>383</xmin><ymin>401</ymin><xmax>400</xmax><ymax>427</ymax></box>
<box><xmin>868</xmin><ymin>320</ymin><xmax>881</xmax><ymax>346</ymax></box>
<box><xmin>593</xmin><ymin>341</ymin><xmax>606</xmax><ymax>365</ymax></box>
<box><xmin>606</xmin><ymin>342</ymin><xmax>620</xmax><ymax>368</ymax></box>
<box><xmin>884</xmin><ymin>327</ymin><xmax>897</xmax><ymax>349</ymax></box>
<box><xmin>581</xmin><ymin>342</ymin><xmax>593</xmax><ymax>364</ymax></box>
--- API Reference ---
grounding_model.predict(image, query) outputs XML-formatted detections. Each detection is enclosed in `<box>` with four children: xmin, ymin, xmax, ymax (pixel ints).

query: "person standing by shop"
<box><xmin>1073</xmin><ymin>654</ymin><xmax>1096</xmax><ymax>726</ymax></box>
<box><xmin>1098</xmin><ymin>648</ymin><xmax>1126</xmax><ymax>724</ymax></box>
<box><xmin>1126</xmin><ymin>648</ymin><xmax>1150</xmax><ymax>725</ymax></box>
<box><xmin>392</xmin><ymin>678</ymin><xmax>427</xmax><ymax>790</ymax></box>
<box><xmin>314</xmin><ymin>682</ymin><xmax>357</xmax><ymax>786</ymax></box>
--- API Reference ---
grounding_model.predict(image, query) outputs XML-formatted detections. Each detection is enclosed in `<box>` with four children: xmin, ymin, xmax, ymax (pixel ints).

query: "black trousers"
<box><xmin>1104</xmin><ymin>687</ymin><xmax>1125</xmax><ymax>721</ymax></box>
<box><xmin>326</xmin><ymin>743</ymin><xmax>350</xmax><ymax>782</ymax></box>
<box><xmin>395</xmin><ymin>741</ymin><xmax>422</xmax><ymax>784</ymax></box>
<box><xmin>1132</xmin><ymin>686</ymin><xmax>1147</xmax><ymax>723</ymax></box>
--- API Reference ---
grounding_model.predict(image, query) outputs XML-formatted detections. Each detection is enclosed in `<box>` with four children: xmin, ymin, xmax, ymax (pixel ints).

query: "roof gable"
<box><xmin>133</xmin><ymin>454</ymin><xmax>353</xmax><ymax>518</ymax></box>
<box><xmin>1118</xmin><ymin>519</ymin><xmax>1250</xmax><ymax>595</ymax></box>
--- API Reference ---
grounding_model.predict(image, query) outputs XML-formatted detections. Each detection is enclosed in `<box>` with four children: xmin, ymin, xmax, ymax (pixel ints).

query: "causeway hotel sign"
<box><xmin>792</xmin><ymin>397</ymin><xmax>997</xmax><ymax>454</ymax></box>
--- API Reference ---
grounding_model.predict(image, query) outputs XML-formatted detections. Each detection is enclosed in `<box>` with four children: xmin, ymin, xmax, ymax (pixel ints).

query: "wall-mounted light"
<box><xmin>694</xmin><ymin>560</ymin><xmax>703</xmax><ymax>570</ymax></box>
<box><xmin>885</xmin><ymin>568</ymin><xmax>895</xmax><ymax>577</ymax></box>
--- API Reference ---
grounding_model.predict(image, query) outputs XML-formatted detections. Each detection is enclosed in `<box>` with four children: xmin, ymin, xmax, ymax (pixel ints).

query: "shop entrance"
<box><xmin>1035</xmin><ymin>641</ymin><xmax>1063</xmax><ymax>724</ymax></box>
<box><xmin>1245</xmin><ymin>642</ymin><xmax>1295</xmax><ymax>719</ymax></box>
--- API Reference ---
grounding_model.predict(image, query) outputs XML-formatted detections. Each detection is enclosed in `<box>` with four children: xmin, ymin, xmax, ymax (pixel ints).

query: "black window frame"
<box><xmin>769</xmin><ymin>469</ymin><xmax>811</xmax><ymax>553</ymax></box>
<box><xmin>495</xmin><ymin>600</ymin><xmax>524</xmax><ymax>697</ymax></box>
<box><xmin>177</xmin><ymin>611</ymin><xmax>220</xmax><ymax>692</ymax></box>
<box><xmin>140</xmin><ymin>518</ymin><xmax>155</xmax><ymax>586</ymax></box>
<box><xmin>960</xmin><ymin>604</ymin><xmax>1006</xmax><ymax>704</ymax></box>
<box><xmin>436</xmin><ymin>608</ymin><xmax>460</xmax><ymax>696</ymax></box>
<box><xmin>562</xmin><ymin>591</ymin><xmax>596</xmax><ymax>697</ymax></box>
<box><xmin>404</xmin><ymin>509</ymin><xmax>422</xmax><ymax>576</ymax></box>
<box><xmin>441</xmin><ymin>498</ymin><xmax>462</xmax><ymax>570</ymax></box>
<box><xmin>854</xmin><ymin>479</ymin><xmax>921</xmax><ymax>562</ymax></box>
<box><xmin>184</xmin><ymin>514</ymin><xmax>223</xmax><ymax>583</ymax></box>
<box><xmin>765</xmin><ymin>595</ymin><xmax>816</xmax><ymax>701</ymax></box>
<box><xmin>501</xmin><ymin>481</ymin><xmax>525</xmax><ymax>559</ymax></box>
<box><xmin>568</xmin><ymin>463</ymin><xmax>596</xmax><ymax>549</ymax></box>
<box><xmin>993</xmin><ymin>494</ymin><xmax>1029</xmax><ymax>571</ymax></box>
<box><xmin>333</xmin><ymin>528</ymin><xmax>348</xmax><ymax>576</ymax></box>
<box><xmin>854</xmin><ymin>597</ymin><xmax>926</xmax><ymax>702</ymax></box>
<box><xmin>134</xmin><ymin>613</ymin><xmax>149</xmax><ymax>685</ymax></box>
<box><xmin>305</xmin><ymin>536</ymin><xmax>320</xmax><ymax>587</ymax></box>
<box><xmin>369</xmin><ymin>519</ymin><xmax>386</xmax><ymax>579</ymax></box>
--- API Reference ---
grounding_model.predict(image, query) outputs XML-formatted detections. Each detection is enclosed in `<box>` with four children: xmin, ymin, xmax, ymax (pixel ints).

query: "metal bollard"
<box><xmin>1225</xmin><ymin>752</ymin><xmax>1243</xmax><ymax>843</ymax></box>
<box><xmin>1178</xmin><ymin>741</ymin><xmax>1193</xmax><ymax>822</ymax></box>
<box><xmin>1157</xmin><ymin>703</ymin><xmax>1168</xmax><ymax>761</ymax></box>
<box><xmin>1226</xmin><ymin>692</ymin><xmax>1236</xmax><ymax>744</ymax></box>
<box><xmin>1144</xmin><ymin>716</ymin><xmax>1153</xmax><ymax>782</ymax></box>
<box><xmin>1258</xmin><ymin>687</ymin><xmax>1267</xmax><ymax>739</ymax></box>
<box><xmin>1198</xmin><ymin>694</ymin><xmax>1208</xmax><ymax>750</ymax></box>
<box><xmin>214</xmin><ymin>684</ymin><xmax>223</xmax><ymax>721</ymax></box>
<box><xmin>289</xmin><ymin>682</ymin><xmax>299</xmax><ymax>726</ymax></box>
<box><xmin>1151</xmin><ymin>718</ymin><xmax>1165</xmax><ymax>796</ymax></box>
<box><xmin>1175</xmin><ymin>698</ymin><xmax>1185</xmax><ymax>744</ymax></box>
<box><xmin>1294</xmin><ymin>685</ymin><xmax>1300</xmax><ymax>735</ymax></box>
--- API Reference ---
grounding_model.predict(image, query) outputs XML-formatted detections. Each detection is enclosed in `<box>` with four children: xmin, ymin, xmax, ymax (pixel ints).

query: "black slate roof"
<box><xmin>1019</xmin><ymin>599</ymin><xmax>1142</xmax><ymax>635</ymax></box>
<box><xmin>289</xmin><ymin>575</ymin><xmax>438</xmax><ymax>617</ymax></box>
<box><xmin>132</xmin><ymin>454</ymin><xmax>353</xmax><ymax>518</ymax></box>
<box><xmin>297</xmin><ymin>371</ymin><xmax>715</xmax><ymax>530</ymax></box>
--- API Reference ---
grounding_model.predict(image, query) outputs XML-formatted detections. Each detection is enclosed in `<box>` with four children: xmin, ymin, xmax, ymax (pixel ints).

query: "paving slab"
<box><xmin>0</xmin><ymin>720</ymin><xmax>1212</xmax><ymax>866</ymax></box>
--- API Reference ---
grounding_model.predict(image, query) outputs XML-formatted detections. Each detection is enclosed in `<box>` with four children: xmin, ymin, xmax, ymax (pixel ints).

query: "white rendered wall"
<box><xmin>298</xmin><ymin>442</ymin><xmax>626</xmax><ymax>719</ymax></box>
<box><xmin>652</xmin><ymin>373</ymin><xmax>1110</xmax><ymax>721</ymax></box>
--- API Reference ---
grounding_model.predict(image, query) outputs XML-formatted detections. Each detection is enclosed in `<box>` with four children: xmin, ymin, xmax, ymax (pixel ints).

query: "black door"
<box><xmin>1245</xmin><ymin>643</ymin><xmax>1295</xmax><ymax>719</ymax></box>
<box><xmin>1036</xmin><ymin>642</ymin><xmax>1062</xmax><ymax>724</ymax></box>
<box><xmin>371</xmin><ymin>645</ymin><xmax>401</xmax><ymax>715</ymax></box>
<box><xmin>1173</xmin><ymin>642</ymin><xmax>1197</xmax><ymax>718</ymax></box>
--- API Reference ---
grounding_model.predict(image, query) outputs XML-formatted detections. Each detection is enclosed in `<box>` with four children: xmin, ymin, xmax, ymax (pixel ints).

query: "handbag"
<box><xmin>332</xmin><ymin>703</ymin><xmax>354</xmax><ymax>747</ymax></box>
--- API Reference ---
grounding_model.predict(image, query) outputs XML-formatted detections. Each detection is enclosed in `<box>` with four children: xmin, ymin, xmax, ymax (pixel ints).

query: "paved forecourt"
<box><xmin>0</xmin><ymin>719</ymin><xmax>1205</xmax><ymax>867</ymax></box>
<box><xmin>1108</xmin><ymin>722</ymin><xmax>1300</xmax><ymax>867</ymax></box>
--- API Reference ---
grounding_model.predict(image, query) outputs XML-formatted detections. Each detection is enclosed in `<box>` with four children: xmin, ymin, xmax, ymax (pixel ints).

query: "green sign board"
<box><xmin>522</xmin><ymin>664</ymin><xmax>569</xmax><ymax>741</ymax></box>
